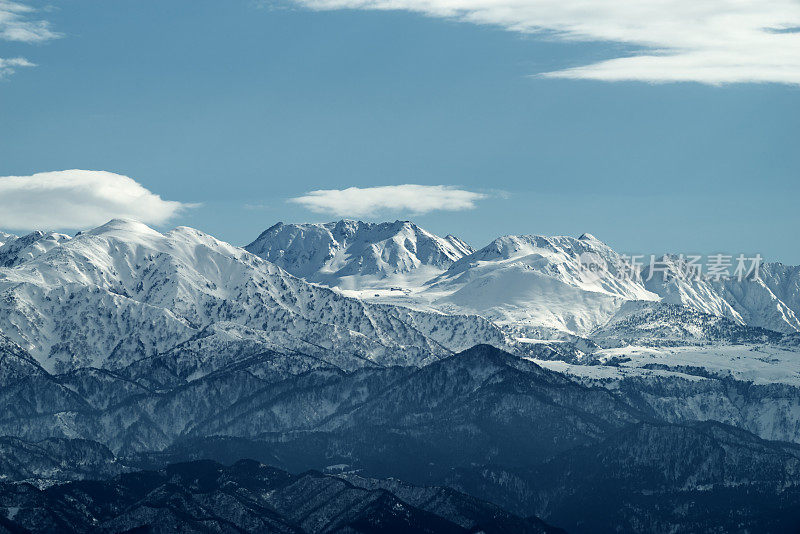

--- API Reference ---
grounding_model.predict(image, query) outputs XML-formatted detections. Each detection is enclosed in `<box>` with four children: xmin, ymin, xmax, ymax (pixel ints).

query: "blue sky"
<box><xmin>1</xmin><ymin>0</ymin><xmax>799</xmax><ymax>262</ymax></box>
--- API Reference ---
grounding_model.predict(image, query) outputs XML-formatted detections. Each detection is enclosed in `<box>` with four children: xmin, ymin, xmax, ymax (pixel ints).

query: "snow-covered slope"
<box><xmin>710</xmin><ymin>262</ymin><xmax>800</xmax><ymax>334</ymax></box>
<box><xmin>248</xmin><ymin>221</ymin><xmax>800</xmax><ymax>338</ymax></box>
<box><xmin>0</xmin><ymin>231</ymin><xmax>16</xmax><ymax>248</ymax></box>
<box><xmin>589</xmin><ymin>301</ymin><xmax>782</xmax><ymax>347</ymax></box>
<box><xmin>641</xmin><ymin>255</ymin><xmax>800</xmax><ymax>334</ymax></box>
<box><xmin>641</xmin><ymin>255</ymin><xmax>742</xmax><ymax>319</ymax></box>
<box><xmin>761</xmin><ymin>263</ymin><xmax>800</xmax><ymax>318</ymax></box>
<box><xmin>420</xmin><ymin>236</ymin><xmax>800</xmax><ymax>336</ymax></box>
<box><xmin>424</xmin><ymin>234</ymin><xmax>659</xmax><ymax>335</ymax></box>
<box><xmin>2</xmin><ymin>217</ymin><xmax>797</xmax><ymax>370</ymax></box>
<box><xmin>245</xmin><ymin>220</ymin><xmax>472</xmax><ymax>290</ymax></box>
<box><xmin>246</xmin><ymin>225</ymin><xmax>661</xmax><ymax>335</ymax></box>
<box><xmin>0</xmin><ymin>231</ymin><xmax>72</xmax><ymax>268</ymax></box>
<box><xmin>0</xmin><ymin>219</ymin><xmax>511</xmax><ymax>373</ymax></box>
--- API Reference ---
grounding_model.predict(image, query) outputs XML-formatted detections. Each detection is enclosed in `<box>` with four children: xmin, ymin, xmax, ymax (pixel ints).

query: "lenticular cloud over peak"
<box><xmin>0</xmin><ymin>170</ymin><xmax>194</xmax><ymax>230</ymax></box>
<box><xmin>289</xmin><ymin>184</ymin><xmax>486</xmax><ymax>217</ymax></box>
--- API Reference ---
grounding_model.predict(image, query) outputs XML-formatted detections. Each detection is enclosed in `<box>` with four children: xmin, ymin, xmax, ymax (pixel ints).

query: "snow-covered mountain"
<box><xmin>245</xmin><ymin>224</ymin><xmax>664</xmax><ymax>335</ymax></box>
<box><xmin>246</xmin><ymin>221</ymin><xmax>800</xmax><ymax>337</ymax></box>
<box><xmin>245</xmin><ymin>220</ymin><xmax>473</xmax><ymax>290</ymax></box>
<box><xmin>4</xmin><ymin>217</ymin><xmax>790</xmax><ymax>365</ymax></box>
<box><xmin>1</xmin><ymin>216</ymin><xmax>800</xmax><ymax>533</ymax></box>
<box><xmin>642</xmin><ymin>255</ymin><xmax>800</xmax><ymax>334</ymax></box>
<box><xmin>430</xmin><ymin>235</ymin><xmax>800</xmax><ymax>336</ymax></box>
<box><xmin>0</xmin><ymin>219</ymin><xmax>514</xmax><ymax>373</ymax></box>
<box><xmin>640</xmin><ymin>254</ymin><xmax>742</xmax><ymax>320</ymax></box>
<box><xmin>589</xmin><ymin>300</ymin><xmax>782</xmax><ymax>347</ymax></box>
<box><xmin>761</xmin><ymin>263</ymin><xmax>800</xmax><ymax>317</ymax></box>
<box><xmin>424</xmin><ymin>233</ymin><xmax>659</xmax><ymax>334</ymax></box>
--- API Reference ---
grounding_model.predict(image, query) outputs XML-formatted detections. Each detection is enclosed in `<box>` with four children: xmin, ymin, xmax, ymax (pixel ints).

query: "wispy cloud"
<box><xmin>290</xmin><ymin>0</ymin><xmax>800</xmax><ymax>85</ymax></box>
<box><xmin>0</xmin><ymin>55</ymin><xmax>33</xmax><ymax>76</ymax></box>
<box><xmin>289</xmin><ymin>184</ymin><xmax>486</xmax><ymax>217</ymax></box>
<box><xmin>0</xmin><ymin>170</ymin><xmax>196</xmax><ymax>230</ymax></box>
<box><xmin>0</xmin><ymin>0</ymin><xmax>60</xmax><ymax>78</ymax></box>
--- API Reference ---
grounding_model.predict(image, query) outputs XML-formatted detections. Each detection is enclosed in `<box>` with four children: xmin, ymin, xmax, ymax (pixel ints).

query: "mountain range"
<box><xmin>245</xmin><ymin>221</ymin><xmax>800</xmax><ymax>336</ymax></box>
<box><xmin>2</xmin><ymin>218</ymin><xmax>800</xmax><ymax>533</ymax></box>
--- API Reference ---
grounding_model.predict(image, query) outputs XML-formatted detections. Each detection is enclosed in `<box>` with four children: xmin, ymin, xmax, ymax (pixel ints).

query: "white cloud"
<box><xmin>0</xmin><ymin>1</ymin><xmax>59</xmax><ymax>42</ymax></box>
<box><xmin>0</xmin><ymin>56</ymin><xmax>33</xmax><ymax>77</ymax></box>
<box><xmin>290</xmin><ymin>0</ymin><xmax>800</xmax><ymax>85</ymax></box>
<box><xmin>289</xmin><ymin>184</ymin><xmax>486</xmax><ymax>217</ymax></box>
<box><xmin>0</xmin><ymin>170</ymin><xmax>195</xmax><ymax>230</ymax></box>
<box><xmin>0</xmin><ymin>1</ymin><xmax>60</xmax><ymax>78</ymax></box>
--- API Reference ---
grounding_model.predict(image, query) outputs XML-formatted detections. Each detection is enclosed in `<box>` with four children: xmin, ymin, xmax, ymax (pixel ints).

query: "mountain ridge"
<box><xmin>245</xmin><ymin>219</ymin><xmax>473</xmax><ymax>290</ymax></box>
<box><xmin>0</xmin><ymin>219</ymin><xmax>518</xmax><ymax>374</ymax></box>
<box><xmin>244</xmin><ymin>220</ymin><xmax>800</xmax><ymax>336</ymax></box>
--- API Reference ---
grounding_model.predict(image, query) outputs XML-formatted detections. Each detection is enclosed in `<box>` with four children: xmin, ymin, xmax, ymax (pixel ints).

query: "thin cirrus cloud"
<box><xmin>0</xmin><ymin>0</ymin><xmax>60</xmax><ymax>76</ymax></box>
<box><xmin>291</xmin><ymin>0</ymin><xmax>800</xmax><ymax>85</ymax></box>
<box><xmin>0</xmin><ymin>170</ymin><xmax>195</xmax><ymax>230</ymax></box>
<box><xmin>0</xmin><ymin>56</ymin><xmax>33</xmax><ymax>76</ymax></box>
<box><xmin>289</xmin><ymin>185</ymin><xmax>486</xmax><ymax>217</ymax></box>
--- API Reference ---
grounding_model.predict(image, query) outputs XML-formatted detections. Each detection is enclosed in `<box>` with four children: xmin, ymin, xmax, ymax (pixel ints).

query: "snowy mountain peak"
<box><xmin>424</xmin><ymin>232</ymin><xmax>658</xmax><ymax>334</ymax></box>
<box><xmin>242</xmin><ymin>223</ymin><xmax>800</xmax><ymax>337</ymax></box>
<box><xmin>245</xmin><ymin>219</ymin><xmax>473</xmax><ymax>288</ymax></box>
<box><xmin>0</xmin><ymin>218</ymin><xmax>508</xmax><ymax>373</ymax></box>
<box><xmin>85</xmin><ymin>218</ymin><xmax>164</xmax><ymax>239</ymax></box>
<box><xmin>446</xmin><ymin>233</ymin><xmax>615</xmax><ymax>271</ymax></box>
